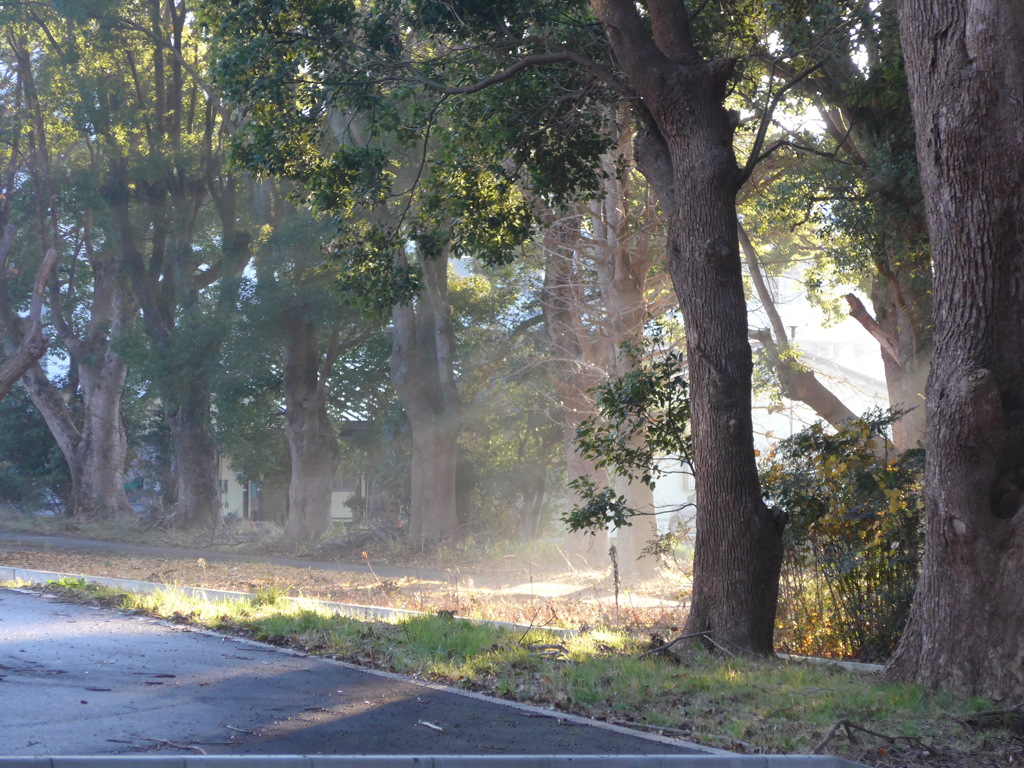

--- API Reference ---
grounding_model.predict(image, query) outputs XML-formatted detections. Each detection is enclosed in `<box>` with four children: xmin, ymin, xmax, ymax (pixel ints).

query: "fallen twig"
<box><xmin>128</xmin><ymin>733</ymin><xmax>207</xmax><ymax>755</ymax></box>
<box><xmin>811</xmin><ymin>721</ymin><xmax>845</xmax><ymax>754</ymax></box>
<box><xmin>638</xmin><ymin>631</ymin><xmax>712</xmax><ymax>659</ymax></box>
<box><xmin>417</xmin><ymin>720</ymin><xmax>444</xmax><ymax>732</ymax></box>
<box><xmin>703</xmin><ymin>634</ymin><xmax>737</xmax><ymax>658</ymax></box>
<box><xmin>223</xmin><ymin>725</ymin><xmax>255</xmax><ymax>735</ymax></box>
<box><xmin>811</xmin><ymin>719</ymin><xmax>926</xmax><ymax>754</ymax></box>
<box><xmin>516</xmin><ymin>606</ymin><xmax>545</xmax><ymax>644</ymax></box>
<box><xmin>528</xmin><ymin>642</ymin><xmax>570</xmax><ymax>661</ymax></box>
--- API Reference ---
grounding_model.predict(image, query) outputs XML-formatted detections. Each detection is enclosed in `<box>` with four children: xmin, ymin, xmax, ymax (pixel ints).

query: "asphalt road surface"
<box><xmin>0</xmin><ymin>588</ymin><xmax>706</xmax><ymax>758</ymax></box>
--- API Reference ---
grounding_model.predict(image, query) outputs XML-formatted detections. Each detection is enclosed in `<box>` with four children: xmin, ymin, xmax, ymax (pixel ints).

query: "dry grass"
<box><xmin>0</xmin><ymin>544</ymin><xmax>690</xmax><ymax>632</ymax></box>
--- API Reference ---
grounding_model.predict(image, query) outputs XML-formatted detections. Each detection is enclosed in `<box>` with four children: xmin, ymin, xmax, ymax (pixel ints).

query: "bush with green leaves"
<box><xmin>565</xmin><ymin>333</ymin><xmax>691</xmax><ymax>534</ymax></box>
<box><xmin>761</xmin><ymin>409</ymin><xmax>923</xmax><ymax>661</ymax></box>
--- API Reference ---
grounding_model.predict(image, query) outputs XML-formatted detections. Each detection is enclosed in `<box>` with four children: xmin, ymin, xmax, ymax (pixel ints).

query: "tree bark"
<box><xmin>72</xmin><ymin>355</ymin><xmax>133</xmax><ymax>519</ymax></box>
<box><xmin>283</xmin><ymin>316</ymin><xmax>341</xmax><ymax>540</ymax></box>
<box><xmin>0</xmin><ymin>247</ymin><xmax>58</xmax><ymax>402</ymax></box>
<box><xmin>389</xmin><ymin>251</ymin><xmax>461</xmax><ymax>543</ymax></box>
<box><xmin>592</xmin><ymin>0</ymin><xmax>784</xmax><ymax>653</ymax></box>
<box><xmin>886</xmin><ymin>0</ymin><xmax>1024</xmax><ymax>700</ymax></box>
<box><xmin>591</xmin><ymin>139</ymin><xmax>661</xmax><ymax>581</ymax></box>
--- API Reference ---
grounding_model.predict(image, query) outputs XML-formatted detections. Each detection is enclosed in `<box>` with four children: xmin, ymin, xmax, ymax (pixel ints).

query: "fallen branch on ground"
<box><xmin>811</xmin><ymin>719</ymin><xmax>927</xmax><ymax>754</ymax></box>
<box><xmin>129</xmin><ymin>733</ymin><xmax>207</xmax><ymax>755</ymax></box>
<box><xmin>638</xmin><ymin>631</ymin><xmax>712</xmax><ymax>659</ymax></box>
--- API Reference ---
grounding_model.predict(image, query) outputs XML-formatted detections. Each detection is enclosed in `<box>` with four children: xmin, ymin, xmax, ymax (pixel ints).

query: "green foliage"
<box><xmin>565</xmin><ymin>333</ymin><xmax>691</xmax><ymax>533</ymax></box>
<box><xmin>0</xmin><ymin>386</ymin><xmax>70</xmax><ymax>508</ymax></box>
<box><xmin>761</xmin><ymin>409</ymin><xmax>923</xmax><ymax>660</ymax></box>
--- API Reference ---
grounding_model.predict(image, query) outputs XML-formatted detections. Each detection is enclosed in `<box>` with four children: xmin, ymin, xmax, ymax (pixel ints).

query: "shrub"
<box><xmin>761</xmin><ymin>410</ymin><xmax>923</xmax><ymax>661</ymax></box>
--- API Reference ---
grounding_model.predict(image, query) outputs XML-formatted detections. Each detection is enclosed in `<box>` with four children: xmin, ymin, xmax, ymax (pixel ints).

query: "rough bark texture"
<box><xmin>283</xmin><ymin>316</ymin><xmax>341</xmax><ymax>540</ymax></box>
<box><xmin>593</xmin><ymin>0</ymin><xmax>784</xmax><ymax>653</ymax></box>
<box><xmin>390</xmin><ymin>253</ymin><xmax>461</xmax><ymax>543</ymax></box>
<box><xmin>75</xmin><ymin>371</ymin><xmax>131</xmax><ymax>518</ymax></box>
<box><xmin>885</xmin><ymin>0</ymin><xmax>1024</xmax><ymax>700</ymax></box>
<box><xmin>165</xmin><ymin>390</ymin><xmax>221</xmax><ymax>529</ymax></box>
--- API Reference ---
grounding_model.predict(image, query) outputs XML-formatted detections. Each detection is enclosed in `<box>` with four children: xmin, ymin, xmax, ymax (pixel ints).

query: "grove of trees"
<box><xmin>0</xmin><ymin>0</ymin><xmax>1020</xmax><ymax>702</ymax></box>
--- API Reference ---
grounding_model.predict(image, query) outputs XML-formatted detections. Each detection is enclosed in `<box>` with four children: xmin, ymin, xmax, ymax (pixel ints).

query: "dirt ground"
<box><xmin>0</xmin><ymin>536</ymin><xmax>689</xmax><ymax>632</ymax></box>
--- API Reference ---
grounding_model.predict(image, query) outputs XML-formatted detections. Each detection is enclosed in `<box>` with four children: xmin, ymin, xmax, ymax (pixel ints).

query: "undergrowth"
<box><xmin>8</xmin><ymin>577</ymin><xmax>1016</xmax><ymax>768</ymax></box>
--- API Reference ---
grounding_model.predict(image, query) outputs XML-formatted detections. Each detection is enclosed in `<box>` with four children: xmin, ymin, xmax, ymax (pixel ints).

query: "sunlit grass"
<box><xmin>5</xmin><ymin>576</ymin><xmax>1011</xmax><ymax>766</ymax></box>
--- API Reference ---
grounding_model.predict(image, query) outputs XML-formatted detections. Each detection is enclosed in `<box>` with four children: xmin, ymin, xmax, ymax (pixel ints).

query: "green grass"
<box><xmin>5</xmin><ymin>576</ymin><xmax>1012</xmax><ymax>766</ymax></box>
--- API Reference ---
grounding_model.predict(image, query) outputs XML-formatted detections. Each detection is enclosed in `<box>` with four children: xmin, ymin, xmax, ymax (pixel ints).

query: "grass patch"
<box><xmin>7</xmin><ymin>576</ymin><xmax>1014</xmax><ymax>767</ymax></box>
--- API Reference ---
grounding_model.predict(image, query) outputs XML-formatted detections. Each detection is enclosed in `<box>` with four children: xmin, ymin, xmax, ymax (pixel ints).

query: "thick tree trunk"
<box><xmin>614</xmin><ymin>470</ymin><xmax>658</xmax><ymax>581</ymax></box>
<box><xmin>539</xmin><ymin>218</ymin><xmax>611</xmax><ymax>562</ymax></box>
<box><xmin>165</xmin><ymin>391</ymin><xmax>220</xmax><ymax>529</ymax></box>
<box><xmin>667</xmin><ymin>118</ymin><xmax>783</xmax><ymax>653</ymax></box>
<box><xmin>389</xmin><ymin>253</ymin><xmax>461</xmax><ymax>543</ymax></box>
<box><xmin>593</xmin><ymin>0</ymin><xmax>784</xmax><ymax>653</ymax></box>
<box><xmin>283</xmin><ymin>317</ymin><xmax>341</xmax><ymax>540</ymax></box>
<box><xmin>72</xmin><ymin>358</ymin><xmax>133</xmax><ymax>519</ymax></box>
<box><xmin>591</xmin><ymin>154</ymin><xmax>660</xmax><ymax>581</ymax></box>
<box><xmin>18</xmin><ymin>353</ymin><xmax>133</xmax><ymax>520</ymax></box>
<box><xmin>559</xmin><ymin>380</ymin><xmax>611</xmax><ymax>563</ymax></box>
<box><xmin>886</xmin><ymin>0</ymin><xmax>1024</xmax><ymax>700</ymax></box>
<box><xmin>407</xmin><ymin>417</ymin><xmax>459</xmax><ymax>542</ymax></box>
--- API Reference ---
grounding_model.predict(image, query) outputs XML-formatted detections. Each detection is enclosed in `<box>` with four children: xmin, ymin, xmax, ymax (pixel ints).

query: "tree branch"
<box><xmin>417</xmin><ymin>50</ymin><xmax>632</xmax><ymax>98</ymax></box>
<box><xmin>0</xmin><ymin>248</ymin><xmax>59</xmax><ymax>401</ymax></box>
<box><xmin>647</xmin><ymin>0</ymin><xmax>699</xmax><ymax>64</ymax></box>
<box><xmin>845</xmin><ymin>293</ymin><xmax>901</xmax><ymax>365</ymax></box>
<box><xmin>739</xmin><ymin>62</ymin><xmax>823</xmax><ymax>185</ymax></box>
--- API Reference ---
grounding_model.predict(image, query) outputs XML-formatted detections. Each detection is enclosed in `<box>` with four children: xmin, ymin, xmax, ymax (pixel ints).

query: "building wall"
<box><xmin>217</xmin><ymin>454</ymin><xmax>360</xmax><ymax>525</ymax></box>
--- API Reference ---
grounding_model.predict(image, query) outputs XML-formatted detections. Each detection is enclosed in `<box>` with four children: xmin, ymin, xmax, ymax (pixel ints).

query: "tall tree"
<box><xmin>0</xmin><ymin>15</ymin><xmax>136</xmax><ymax>518</ymax></box>
<box><xmin>885</xmin><ymin>0</ymin><xmax>1024</xmax><ymax>700</ymax></box>
<box><xmin>206</xmin><ymin>0</ymin><xmax>798</xmax><ymax>645</ymax></box>
<box><xmin>766</xmin><ymin>0</ymin><xmax>930</xmax><ymax>450</ymax></box>
<box><xmin>234</xmin><ymin>198</ymin><xmax>378</xmax><ymax>539</ymax></box>
<box><xmin>89</xmin><ymin>0</ymin><xmax>251</xmax><ymax>528</ymax></box>
<box><xmin>588</xmin><ymin>0</ymin><xmax>785</xmax><ymax>652</ymax></box>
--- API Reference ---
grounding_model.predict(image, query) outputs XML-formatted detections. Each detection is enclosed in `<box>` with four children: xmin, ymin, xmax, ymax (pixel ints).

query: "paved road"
<box><xmin>0</xmin><ymin>588</ymin><xmax>705</xmax><ymax>758</ymax></box>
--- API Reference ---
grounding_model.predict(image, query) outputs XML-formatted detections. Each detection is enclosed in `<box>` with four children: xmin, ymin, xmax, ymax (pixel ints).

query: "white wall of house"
<box><xmin>217</xmin><ymin>454</ymin><xmax>361</xmax><ymax>525</ymax></box>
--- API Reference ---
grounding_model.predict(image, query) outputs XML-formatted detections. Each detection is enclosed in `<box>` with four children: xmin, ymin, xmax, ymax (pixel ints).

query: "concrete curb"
<box><xmin>0</xmin><ymin>757</ymin><xmax>869</xmax><ymax>767</ymax></box>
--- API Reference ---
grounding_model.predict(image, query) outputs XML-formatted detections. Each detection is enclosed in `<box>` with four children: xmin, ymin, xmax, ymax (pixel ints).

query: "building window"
<box><xmin>333</xmin><ymin>473</ymin><xmax>358</xmax><ymax>493</ymax></box>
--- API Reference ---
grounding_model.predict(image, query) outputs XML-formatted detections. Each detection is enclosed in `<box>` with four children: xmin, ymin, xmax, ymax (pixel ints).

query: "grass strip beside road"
<box><xmin>4</xmin><ymin>576</ymin><xmax>1015</xmax><ymax>768</ymax></box>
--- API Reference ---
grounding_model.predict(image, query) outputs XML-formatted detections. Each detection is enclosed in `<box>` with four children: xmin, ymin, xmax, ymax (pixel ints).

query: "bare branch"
<box><xmin>845</xmin><ymin>293</ymin><xmax>901</xmax><ymax>365</ymax></box>
<box><xmin>739</xmin><ymin>62</ymin><xmax>824</xmax><ymax>185</ymax></box>
<box><xmin>0</xmin><ymin>248</ymin><xmax>59</xmax><ymax>401</ymax></box>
